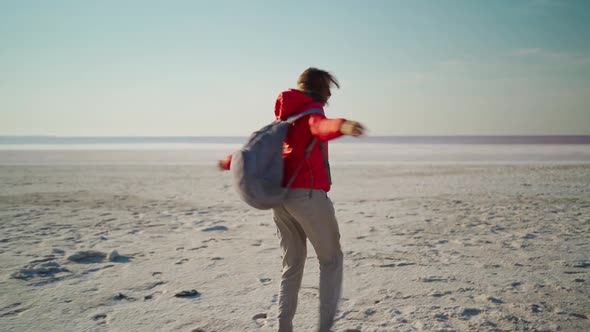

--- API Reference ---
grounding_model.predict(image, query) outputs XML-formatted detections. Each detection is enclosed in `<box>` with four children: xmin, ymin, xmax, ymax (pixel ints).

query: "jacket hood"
<box><xmin>274</xmin><ymin>89</ymin><xmax>324</xmax><ymax>120</ymax></box>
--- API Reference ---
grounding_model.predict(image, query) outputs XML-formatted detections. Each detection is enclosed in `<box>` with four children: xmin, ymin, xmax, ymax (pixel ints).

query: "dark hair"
<box><xmin>297</xmin><ymin>68</ymin><xmax>340</xmax><ymax>104</ymax></box>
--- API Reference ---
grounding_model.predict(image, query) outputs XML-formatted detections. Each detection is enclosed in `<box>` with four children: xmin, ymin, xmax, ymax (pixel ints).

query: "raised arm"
<box><xmin>309</xmin><ymin>114</ymin><xmax>365</xmax><ymax>141</ymax></box>
<box><xmin>309</xmin><ymin>114</ymin><xmax>346</xmax><ymax>141</ymax></box>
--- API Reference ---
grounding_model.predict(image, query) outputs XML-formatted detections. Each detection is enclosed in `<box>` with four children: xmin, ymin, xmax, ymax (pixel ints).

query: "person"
<box><xmin>218</xmin><ymin>68</ymin><xmax>365</xmax><ymax>332</ymax></box>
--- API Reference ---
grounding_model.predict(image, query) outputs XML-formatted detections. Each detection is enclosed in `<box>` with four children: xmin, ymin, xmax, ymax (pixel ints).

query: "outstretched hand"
<box><xmin>340</xmin><ymin>120</ymin><xmax>366</xmax><ymax>137</ymax></box>
<box><xmin>218</xmin><ymin>159</ymin><xmax>230</xmax><ymax>171</ymax></box>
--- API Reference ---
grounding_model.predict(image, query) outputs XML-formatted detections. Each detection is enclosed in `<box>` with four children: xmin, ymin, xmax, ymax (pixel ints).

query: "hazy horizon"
<box><xmin>2</xmin><ymin>134</ymin><xmax>590</xmax><ymax>138</ymax></box>
<box><xmin>2</xmin><ymin>1</ymin><xmax>590</xmax><ymax>136</ymax></box>
<box><xmin>2</xmin><ymin>135</ymin><xmax>590</xmax><ymax>147</ymax></box>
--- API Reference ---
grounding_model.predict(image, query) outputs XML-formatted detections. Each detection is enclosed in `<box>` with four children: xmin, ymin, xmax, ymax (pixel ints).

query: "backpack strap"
<box><xmin>284</xmin><ymin>138</ymin><xmax>317</xmax><ymax>190</ymax></box>
<box><xmin>284</xmin><ymin>108</ymin><xmax>324</xmax><ymax>124</ymax></box>
<box><xmin>320</xmin><ymin>142</ymin><xmax>332</xmax><ymax>185</ymax></box>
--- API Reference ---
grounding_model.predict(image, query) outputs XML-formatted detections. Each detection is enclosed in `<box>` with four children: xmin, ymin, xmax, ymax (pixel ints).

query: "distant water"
<box><xmin>2</xmin><ymin>136</ymin><xmax>590</xmax><ymax>165</ymax></box>
<box><xmin>1</xmin><ymin>136</ymin><xmax>589</xmax><ymax>150</ymax></box>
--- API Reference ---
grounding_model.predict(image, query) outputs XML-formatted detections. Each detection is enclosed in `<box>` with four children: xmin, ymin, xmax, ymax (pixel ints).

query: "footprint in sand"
<box><xmin>175</xmin><ymin>258</ymin><xmax>190</xmax><ymax>265</ymax></box>
<box><xmin>112</xmin><ymin>292</ymin><xmax>136</xmax><ymax>302</ymax></box>
<box><xmin>67</xmin><ymin>250</ymin><xmax>130</xmax><ymax>264</ymax></box>
<box><xmin>174</xmin><ymin>289</ymin><xmax>200</xmax><ymax>298</ymax></box>
<box><xmin>378</xmin><ymin>261</ymin><xmax>416</xmax><ymax>268</ymax></box>
<box><xmin>259</xmin><ymin>277</ymin><xmax>272</xmax><ymax>285</ymax></box>
<box><xmin>573</xmin><ymin>261</ymin><xmax>590</xmax><ymax>268</ymax></box>
<box><xmin>143</xmin><ymin>281</ymin><xmax>166</xmax><ymax>290</ymax></box>
<box><xmin>106</xmin><ymin>250</ymin><xmax>124</xmax><ymax>262</ymax></box>
<box><xmin>433</xmin><ymin>313</ymin><xmax>449</xmax><ymax>321</ymax></box>
<box><xmin>417</xmin><ymin>276</ymin><xmax>455</xmax><ymax>283</ymax></box>
<box><xmin>0</xmin><ymin>303</ymin><xmax>31</xmax><ymax>318</ymax></box>
<box><xmin>458</xmin><ymin>307</ymin><xmax>482</xmax><ymax>320</ymax></box>
<box><xmin>92</xmin><ymin>313</ymin><xmax>107</xmax><ymax>321</ymax></box>
<box><xmin>11</xmin><ymin>260</ymin><xmax>70</xmax><ymax>281</ymax></box>
<box><xmin>364</xmin><ymin>308</ymin><xmax>377</xmax><ymax>317</ymax></box>
<box><xmin>252</xmin><ymin>313</ymin><xmax>267</xmax><ymax>325</ymax></box>
<box><xmin>430</xmin><ymin>290</ymin><xmax>453</xmax><ymax>298</ymax></box>
<box><xmin>201</xmin><ymin>225</ymin><xmax>229</xmax><ymax>232</ymax></box>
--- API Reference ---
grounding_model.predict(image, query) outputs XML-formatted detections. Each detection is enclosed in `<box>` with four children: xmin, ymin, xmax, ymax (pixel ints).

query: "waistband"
<box><xmin>285</xmin><ymin>188</ymin><xmax>328</xmax><ymax>200</ymax></box>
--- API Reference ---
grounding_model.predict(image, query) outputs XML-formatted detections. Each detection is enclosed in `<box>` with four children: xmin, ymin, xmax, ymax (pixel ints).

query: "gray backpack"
<box><xmin>230</xmin><ymin>108</ymin><xmax>329</xmax><ymax>210</ymax></box>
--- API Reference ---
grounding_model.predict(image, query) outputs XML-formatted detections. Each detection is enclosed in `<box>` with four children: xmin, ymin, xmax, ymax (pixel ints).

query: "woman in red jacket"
<box><xmin>220</xmin><ymin>68</ymin><xmax>364</xmax><ymax>332</ymax></box>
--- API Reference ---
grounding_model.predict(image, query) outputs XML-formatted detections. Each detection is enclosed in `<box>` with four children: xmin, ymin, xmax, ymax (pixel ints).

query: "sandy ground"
<box><xmin>1</xmin><ymin>144</ymin><xmax>589</xmax><ymax>332</ymax></box>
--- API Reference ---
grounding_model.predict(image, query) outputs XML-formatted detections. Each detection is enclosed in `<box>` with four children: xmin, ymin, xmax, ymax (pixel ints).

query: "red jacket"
<box><xmin>221</xmin><ymin>89</ymin><xmax>345</xmax><ymax>192</ymax></box>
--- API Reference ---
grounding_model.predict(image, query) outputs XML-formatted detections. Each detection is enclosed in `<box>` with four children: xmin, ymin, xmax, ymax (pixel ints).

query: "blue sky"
<box><xmin>1</xmin><ymin>0</ymin><xmax>589</xmax><ymax>136</ymax></box>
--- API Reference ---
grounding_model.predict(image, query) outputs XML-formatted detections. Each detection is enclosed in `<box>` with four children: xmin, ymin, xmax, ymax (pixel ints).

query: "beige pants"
<box><xmin>272</xmin><ymin>189</ymin><xmax>343</xmax><ymax>332</ymax></box>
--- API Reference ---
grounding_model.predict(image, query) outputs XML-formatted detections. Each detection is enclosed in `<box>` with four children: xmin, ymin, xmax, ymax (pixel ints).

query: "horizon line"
<box><xmin>2</xmin><ymin>135</ymin><xmax>590</xmax><ymax>138</ymax></box>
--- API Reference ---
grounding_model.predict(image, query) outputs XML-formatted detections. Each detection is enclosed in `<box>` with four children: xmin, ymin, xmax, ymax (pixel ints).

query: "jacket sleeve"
<box><xmin>309</xmin><ymin>114</ymin><xmax>346</xmax><ymax>141</ymax></box>
<box><xmin>220</xmin><ymin>154</ymin><xmax>232</xmax><ymax>170</ymax></box>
